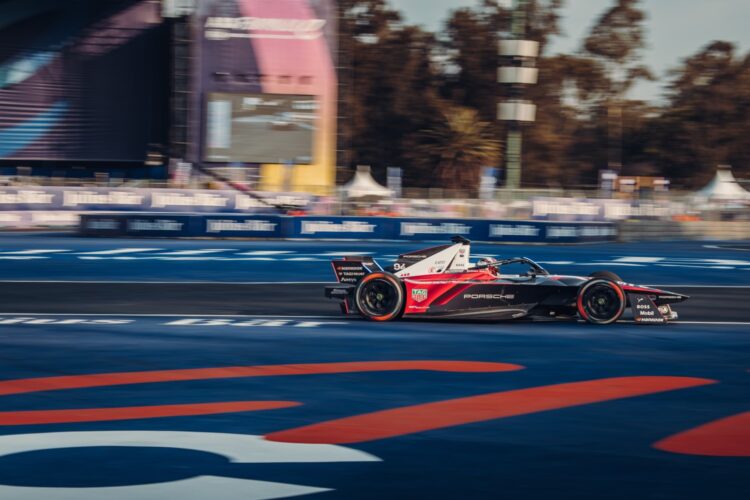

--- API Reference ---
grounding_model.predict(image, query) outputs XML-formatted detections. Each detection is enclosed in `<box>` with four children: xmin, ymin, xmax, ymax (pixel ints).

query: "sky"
<box><xmin>390</xmin><ymin>0</ymin><xmax>750</xmax><ymax>102</ymax></box>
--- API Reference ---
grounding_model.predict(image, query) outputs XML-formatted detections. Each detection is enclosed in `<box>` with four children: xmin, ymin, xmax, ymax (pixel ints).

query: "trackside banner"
<box><xmin>80</xmin><ymin>214</ymin><xmax>616</xmax><ymax>243</ymax></box>
<box><xmin>0</xmin><ymin>187</ymin><xmax>312</xmax><ymax>213</ymax></box>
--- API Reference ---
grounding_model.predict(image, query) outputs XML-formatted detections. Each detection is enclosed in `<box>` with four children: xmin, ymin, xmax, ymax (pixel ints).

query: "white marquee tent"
<box><xmin>341</xmin><ymin>165</ymin><xmax>392</xmax><ymax>199</ymax></box>
<box><xmin>693</xmin><ymin>166</ymin><xmax>750</xmax><ymax>201</ymax></box>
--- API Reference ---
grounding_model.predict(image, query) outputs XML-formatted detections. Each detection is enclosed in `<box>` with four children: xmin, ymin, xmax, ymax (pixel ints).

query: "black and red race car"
<box><xmin>325</xmin><ymin>236</ymin><xmax>687</xmax><ymax>325</ymax></box>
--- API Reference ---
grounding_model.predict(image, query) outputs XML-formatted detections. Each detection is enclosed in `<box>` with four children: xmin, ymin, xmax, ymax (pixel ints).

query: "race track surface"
<box><xmin>0</xmin><ymin>233</ymin><xmax>748</xmax><ymax>499</ymax></box>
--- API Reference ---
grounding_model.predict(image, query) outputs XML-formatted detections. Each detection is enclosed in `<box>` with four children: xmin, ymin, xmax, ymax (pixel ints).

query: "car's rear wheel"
<box><xmin>577</xmin><ymin>279</ymin><xmax>626</xmax><ymax>325</ymax></box>
<box><xmin>354</xmin><ymin>272</ymin><xmax>405</xmax><ymax>321</ymax></box>
<box><xmin>589</xmin><ymin>270</ymin><xmax>622</xmax><ymax>282</ymax></box>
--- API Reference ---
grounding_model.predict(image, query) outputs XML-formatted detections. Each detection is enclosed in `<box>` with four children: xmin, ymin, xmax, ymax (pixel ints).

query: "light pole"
<box><xmin>497</xmin><ymin>0</ymin><xmax>537</xmax><ymax>190</ymax></box>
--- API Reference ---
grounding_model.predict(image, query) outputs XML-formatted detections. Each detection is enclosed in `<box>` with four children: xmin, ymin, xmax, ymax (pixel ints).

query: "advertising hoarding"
<box><xmin>0</xmin><ymin>0</ymin><xmax>168</xmax><ymax>163</ymax></box>
<box><xmin>192</xmin><ymin>0</ymin><xmax>337</xmax><ymax>193</ymax></box>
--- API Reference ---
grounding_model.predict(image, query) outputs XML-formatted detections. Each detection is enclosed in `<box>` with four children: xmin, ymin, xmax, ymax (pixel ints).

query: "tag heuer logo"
<box><xmin>412</xmin><ymin>289</ymin><xmax>428</xmax><ymax>303</ymax></box>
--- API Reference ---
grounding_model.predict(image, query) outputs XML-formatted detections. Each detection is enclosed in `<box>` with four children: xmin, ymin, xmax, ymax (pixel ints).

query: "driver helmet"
<box><xmin>478</xmin><ymin>257</ymin><xmax>500</xmax><ymax>275</ymax></box>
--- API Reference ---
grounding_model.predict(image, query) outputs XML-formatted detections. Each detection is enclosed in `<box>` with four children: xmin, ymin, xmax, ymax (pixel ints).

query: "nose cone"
<box><xmin>657</xmin><ymin>289</ymin><xmax>689</xmax><ymax>304</ymax></box>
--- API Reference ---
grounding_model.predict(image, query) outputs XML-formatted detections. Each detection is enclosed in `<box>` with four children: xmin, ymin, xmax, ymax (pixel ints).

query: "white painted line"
<box><xmin>576</xmin><ymin>263</ymin><xmax>644</xmax><ymax>267</ymax></box>
<box><xmin>706</xmin><ymin>259</ymin><xmax>750</xmax><ymax>266</ymax></box>
<box><xmin>0</xmin><ymin>280</ymin><xmax>330</xmax><ymax>285</ymax></box>
<box><xmin>0</xmin><ymin>313</ymin><xmax>342</xmax><ymax>319</ymax></box>
<box><xmin>613</xmin><ymin>256</ymin><xmax>664</xmax><ymax>263</ymax></box>
<box><xmin>75</xmin><ymin>248</ymin><xmax>162</xmax><ymax>255</ymax></box>
<box><xmin>703</xmin><ymin>244</ymin><xmax>750</xmax><ymax>252</ymax></box>
<box><xmin>235</xmin><ymin>250</ymin><xmax>294</xmax><ymax>256</ymax></box>
<box><xmin>674</xmin><ymin>321</ymin><xmax>750</xmax><ymax>326</ymax></box>
<box><xmin>155</xmin><ymin>249</ymin><xmax>236</xmax><ymax>256</ymax></box>
<box><xmin>538</xmin><ymin>261</ymin><xmax>574</xmax><ymax>265</ymax></box>
<box><xmin>284</xmin><ymin>257</ymin><xmax>322</xmax><ymax>261</ymax></box>
<box><xmin>646</xmin><ymin>284</ymin><xmax>750</xmax><ymax>288</ymax></box>
<box><xmin>0</xmin><ymin>256</ymin><xmax>47</xmax><ymax>260</ymax></box>
<box><xmin>0</xmin><ymin>313</ymin><xmax>746</xmax><ymax>326</ymax></box>
<box><xmin>312</xmin><ymin>252</ymin><xmax>373</xmax><ymax>256</ymax></box>
<box><xmin>656</xmin><ymin>263</ymin><xmax>734</xmax><ymax>269</ymax></box>
<box><xmin>0</xmin><ymin>280</ymin><xmax>745</xmax><ymax>288</ymax></box>
<box><xmin>0</xmin><ymin>249</ymin><xmax>68</xmax><ymax>255</ymax></box>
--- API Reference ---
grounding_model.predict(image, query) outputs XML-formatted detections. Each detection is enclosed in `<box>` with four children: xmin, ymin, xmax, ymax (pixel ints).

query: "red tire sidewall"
<box><xmin>355</xmin><ymin>272</ymin><xmax>405</xmax><ymax>321</ymax></box>
<box><xmin>577</xmin><ymin>279</ymin><xmax>625</xmax><ymax>325</ymax></box>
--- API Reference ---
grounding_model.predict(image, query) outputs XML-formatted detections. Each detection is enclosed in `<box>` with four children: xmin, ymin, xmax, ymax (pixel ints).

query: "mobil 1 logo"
<box><xmin>629</xmin><ymin>294</ymin><xmax>666</xmax><ymax>324</ymax></box>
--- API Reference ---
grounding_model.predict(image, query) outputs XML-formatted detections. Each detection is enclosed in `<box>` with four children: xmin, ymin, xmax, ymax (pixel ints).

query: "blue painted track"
<box><xmin>0</xmin><ymin>232</ymin><xmax>748</xmax><ymax>499</ymax></box>
<box><xmin>0</xmin><ymin>232</ymin><xmax>749</xmax><ymax>284</ymax></box>
<box><xmin>0</xmin><ymin>317</ymin><xmax>748</xmax><ymax>499</ymax></box>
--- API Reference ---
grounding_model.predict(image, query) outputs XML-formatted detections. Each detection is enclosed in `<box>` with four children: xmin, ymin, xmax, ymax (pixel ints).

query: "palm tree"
<box><xmin>407</xmin><ymin>105</ymin><xmax>501</xmax><ymax>195</ymax></box>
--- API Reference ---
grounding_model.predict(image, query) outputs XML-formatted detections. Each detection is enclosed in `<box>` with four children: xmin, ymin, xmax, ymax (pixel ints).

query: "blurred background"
<box><xmin>0</xmin><ymin>0</ymin><xmax>749</xmax><ymax>240</ymax></box>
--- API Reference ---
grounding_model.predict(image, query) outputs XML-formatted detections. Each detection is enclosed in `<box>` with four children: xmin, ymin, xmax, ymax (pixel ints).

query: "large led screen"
<box><xmin>204</xmin><ymin>92</ymin><xmax>318</xmax><ymax>164</ymax></box>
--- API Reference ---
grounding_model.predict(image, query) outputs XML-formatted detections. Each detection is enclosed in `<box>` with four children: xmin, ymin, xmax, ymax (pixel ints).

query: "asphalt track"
<box><xmin>0</xmin><ymin>233</ymin><xmax>748</xmax><ymax>499</ymax></box>
<box><xmin>0</xmin><ymin>282</ymin><xmax>748</xmax><ymax>322</ymax></box>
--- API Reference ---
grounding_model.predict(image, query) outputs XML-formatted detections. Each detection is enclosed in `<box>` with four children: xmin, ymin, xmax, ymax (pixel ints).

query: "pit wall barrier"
<box><xmin>79</xmin><ymin>213</ymin><xmax>618</xmax><ymax>243</ymax></box>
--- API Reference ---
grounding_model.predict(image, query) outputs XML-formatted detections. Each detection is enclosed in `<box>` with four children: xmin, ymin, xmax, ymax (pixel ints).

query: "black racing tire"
<box><xmin>577</xmin><ymin>279</ymin><xmax>626</xmax><ymax>325</ymax></box>
<box><xmin>589</xmin><ymin>270</ymin><xmax>623</xmax><ymax>282</ymax></box>
<box><xmin>354</xmin><ymin>272</ymin><xmax>405</xmax><ymax>321</ymax></box>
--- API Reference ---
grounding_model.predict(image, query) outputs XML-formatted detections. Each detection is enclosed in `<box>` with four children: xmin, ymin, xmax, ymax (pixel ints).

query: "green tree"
<box><xmin>650</xmin><ymin>42</ymin><xmax>750</xmax><ymax>187</ymax></box>
<box><xmin>582</xmin><ymin>0</ymin><xmax>653</xmax><ymax>173</ymax></box>
<box><xmin>404</xmin><ymin>105</ymin><xmax>501</xmax><ymax>193</ymax></box>
<box><xmin>439</xmin><ymin>1</ymin><xmax>571</xmax><ymax>186</ymax></box>
<box><xmin>337</xmin><ymin>0</ymin><xmax>443</xmax><ymax>184</ymax></box>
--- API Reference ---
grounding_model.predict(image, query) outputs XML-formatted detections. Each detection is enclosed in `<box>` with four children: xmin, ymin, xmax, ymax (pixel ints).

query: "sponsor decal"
<box><xmin>30</xmin><ymin>211</ymin><xmax>78</xmax><ymax>223</ymax></box>
<box><xmin>151</xmin><ymin>192</ymin><xmax>229</xmax><ymax>209</ymax></box>
<box><xmin>546</xmin><ymin>225</ymin><xmax>617</xmax><ymax>239</ymax></box>
<box><xmin>165</xmin><ymin>319</ymin><xmax>346</xmax><ymax>328</ymax></box>
<box><xmin>0</xmin><ymin>317</ymin><xmax>132</xmax><ymax>325</ymax></box>
<box><xmin>400</xmin><ymin>222</ymin><xmax>471</xmax><ymax>236</ymax></box>
<box><xmin>629</xmin><ymin>293</ymin><xmax>667</xmax><ymax>324</ymax></box>
<box><xmin>127</xmin><ymin>219</ymin><xmax>184</xmax><ymax>232</ymax></box>
<box><xmin>0</xmin><ymin>212</ymin><xmax>23</xmax><ymax>223</ymax></box>
<box><xmin>411</xmin><ymin>289</ymin><xmax>428</xmax><ymax>303</ymax></box>
<box><xmin>63</xmin><ymin>190</ymin><xmax>143</xmax><ymax>207</ymax></box>
<box><xmin>0</xmin><ymin>317</ymin><xmax>346</xmax><ymax>328</ymax></box>
<box><xmin>463</xmin><ymin>293</ymin><xmax>515</xmax><ymax>300</ymax></box>
<box><xmin>489</xmin><ymin>224</ymin><xmax>541</xmax><ymax>238</ymax></box>
<box><xmin>546</xmin><ymin>226</ymin><xmax>579</xmax><ymax>238</ymax></box>
<box><xmin>204</xmin><ymin>16</ymin><xmax>326</xmax><ymax>41</ymax></box>
<box><xmin>206</xmin><ymin>219</ymin><xmax>277</xmax><ymax>233</ymax></box>
<box><xmin>0</xmin><ymin>190</ymin><xmax>55</xmax><ymax>205</ymax></box>
<box><xmin>301</xmin><ymin>221</ymin><xmax>376</xmax><ymax>234</ymax></box>
<box><xmin>235</xmin><ymin>194</ymin><xmax>310</xmax><ymax>210</ymax></box>
<box><xmin>533</xmin><ymin>198</ymin><xmax>601</xmax><ymax>218</ymax></box>
<box><xmin>85</xmin><ymin>219</ymin><xmax>120</xmax><ymax>230</ymax></box>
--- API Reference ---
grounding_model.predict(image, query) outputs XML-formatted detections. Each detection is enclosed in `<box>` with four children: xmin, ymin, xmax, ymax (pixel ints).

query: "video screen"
<box><xmin>204</xmin><ymin>92</ymin><xmax>318</xmax><ymax>164</ymax></box>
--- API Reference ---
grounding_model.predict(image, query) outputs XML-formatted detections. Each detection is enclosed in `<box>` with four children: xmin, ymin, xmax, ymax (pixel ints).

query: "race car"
<box><xmin>325</xmin><ymin>236</ymin><xmax>687</xmax><ymax>325</ymax></box>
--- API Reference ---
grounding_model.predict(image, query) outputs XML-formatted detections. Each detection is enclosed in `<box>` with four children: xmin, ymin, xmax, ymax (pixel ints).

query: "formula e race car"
<box><xmin>325</xmin><ymin>236</ymin><xmax>687</xmax><ymax>325</ymax></box>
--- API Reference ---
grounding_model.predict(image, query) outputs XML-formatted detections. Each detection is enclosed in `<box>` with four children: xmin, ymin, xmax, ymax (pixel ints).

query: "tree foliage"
<box><xmin>404</xmin><ymin>105</ymin><xmax>500</xmax><ymax>193</ymax></box>
<box><xmin>337</xmin><ymin>0</ymin><xmax>750</xmax><ymax>190</ymax></box>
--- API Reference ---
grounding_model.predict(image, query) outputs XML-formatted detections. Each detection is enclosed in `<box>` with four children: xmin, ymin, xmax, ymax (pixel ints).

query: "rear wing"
<box><xmin>331</xmin><ymin>256</ymin><xmax>382</xmax><ymax>284</ymax></box>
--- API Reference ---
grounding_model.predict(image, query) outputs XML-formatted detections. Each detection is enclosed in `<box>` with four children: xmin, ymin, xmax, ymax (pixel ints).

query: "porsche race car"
<box><xmin>325</xmin><ymin>236</ymin><xmax>687</xmax><ymax>325</ymax></box>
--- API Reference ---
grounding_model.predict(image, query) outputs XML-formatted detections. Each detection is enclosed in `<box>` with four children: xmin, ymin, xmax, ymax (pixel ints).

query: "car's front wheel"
<box><xmin>354</xmin><ymin>272</ymin><xmax>405</xmax><ymax>321</ymax></box>
<box><xmin>577</xmin><ymin>279</ymin><xmax>626</xmax><ymax>325</ymax></box>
